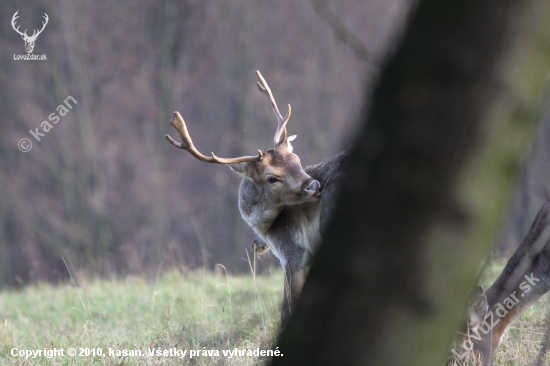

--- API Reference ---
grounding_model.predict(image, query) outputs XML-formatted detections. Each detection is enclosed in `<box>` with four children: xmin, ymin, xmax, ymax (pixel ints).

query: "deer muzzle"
<box><xmin>302</xmin><ymin>179</ymin><xmax>321</xmax><ymax>199</ymax></box>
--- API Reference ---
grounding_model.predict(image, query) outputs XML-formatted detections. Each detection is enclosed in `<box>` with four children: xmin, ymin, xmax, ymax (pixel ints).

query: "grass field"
<box><xmin>0</xmin><ymin>266</ymin><xmax>283</xmax><ymax>365</ymax></box>
<box><xmin>1</xmin><ymin>261</ymin><xmax>550</xmax><ymax>365</ymax></box>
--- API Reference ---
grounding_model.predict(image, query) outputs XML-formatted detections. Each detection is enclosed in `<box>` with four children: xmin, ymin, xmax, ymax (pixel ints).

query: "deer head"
<box><xmin>165</xmin><ymin>71</ymin><xmax>321</xmax><ymax>207</ymax></box>
<box><xmin>11</xmin><ymin>11</ymin><xmax>49</xmax><ymax>54</ymax></box>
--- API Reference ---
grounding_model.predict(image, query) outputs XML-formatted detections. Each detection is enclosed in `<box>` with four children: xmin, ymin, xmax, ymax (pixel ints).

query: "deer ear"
<box><xmin>278</xmin><ymin>134</ymin><xmax>297</xmax><ymax>153</ymax></box>
<box><xmin>227</xmin><ymin>163</ymin><xmax>247</xmax><ymax>176</ymax></box>
<box><xmin>287</xmin><ymin>135</ymin><xmax>297</xmax><ymax>153</ymax></box>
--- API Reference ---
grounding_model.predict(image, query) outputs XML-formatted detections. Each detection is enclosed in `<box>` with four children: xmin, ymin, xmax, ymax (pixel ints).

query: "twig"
<box><xmin>308</xmin><ymin>0</ymin><xmax>375</xmax><ymax>66</ymax></box>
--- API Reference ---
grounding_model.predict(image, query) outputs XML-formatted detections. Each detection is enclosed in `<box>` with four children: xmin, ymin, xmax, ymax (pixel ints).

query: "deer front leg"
<box><xmin>281</xmin><ymin>246</ymin><xmax>306</xmax><ymax>327</ymax></box>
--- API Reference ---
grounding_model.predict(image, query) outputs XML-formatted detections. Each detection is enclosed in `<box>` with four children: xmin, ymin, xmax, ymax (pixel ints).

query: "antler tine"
<box><xmin>255</xmin><ymin>71</ymin><xmax>292</xmax><ymax>147</ymax></box>
<box><xmin>165</xmin><ymin>112</ymin><xmax>262</xmax><ymax>164</ymax></box>
<box><xmin>11</xmin><ymin>11</ymin><xmax>27</xmax><ymax>37</ymax></box>
<box><xmin>39</xmin><ymin>13</ymin><xmax>48</xmax><ymax>33</ymax></box>
<box><xmin>32</xmin><ymin>13</ymin><xmax>48</xmax><ymax>38</ymax></box>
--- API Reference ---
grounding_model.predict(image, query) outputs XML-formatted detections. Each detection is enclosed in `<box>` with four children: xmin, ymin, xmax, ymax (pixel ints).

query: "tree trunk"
<box><xmin>272</xmin><ymin>0</ymin><xmax>543</xmax><ymax>365</ymax></box>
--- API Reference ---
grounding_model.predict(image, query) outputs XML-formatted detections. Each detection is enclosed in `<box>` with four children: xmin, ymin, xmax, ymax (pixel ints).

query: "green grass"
<box><xmin>2</xmin><ymin>260</ymin><xmax>550</xmax><ymax>365</ymax></box>
<box><xmin>0</xmin><ymin>267</ymin><xmax>283</xmax><ymax>365</ymax></box>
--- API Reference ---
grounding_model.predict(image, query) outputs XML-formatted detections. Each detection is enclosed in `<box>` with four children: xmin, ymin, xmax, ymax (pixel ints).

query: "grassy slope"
<box><xmin>1</xmin><ymin>261</ymin><xmax>549</xmax><ymax>365</ymax></box>
<box><xmin>0</xmin><ymin>268</ymin><xmax>283</xmax><ymax>365</ymax></box>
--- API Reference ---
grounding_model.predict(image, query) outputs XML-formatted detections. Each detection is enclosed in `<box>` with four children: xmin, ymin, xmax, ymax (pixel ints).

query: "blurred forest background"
<box><xmin>0</xmin><ymin>0</ymin><xmax>548</xmax><ymax>290</ymax></box>
<box><xmin>0</xmin><ymin>0</ymin><xmax>411</xmax><ymax>288</ymax></box>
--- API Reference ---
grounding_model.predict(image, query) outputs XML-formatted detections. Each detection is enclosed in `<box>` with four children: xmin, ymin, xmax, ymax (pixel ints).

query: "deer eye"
<box><xmin>267</xmin><ymin>177</ymin><xmax>279</xmax><ymax>184</ymax></box>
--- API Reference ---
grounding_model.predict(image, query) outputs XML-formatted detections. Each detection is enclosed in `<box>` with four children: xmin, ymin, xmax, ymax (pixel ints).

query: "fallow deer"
<box><xmin>455</xmin><ymin>199</ymin><xmax>550</xmax><ymax>365</ymax></box>
<box><xmin>166</xmin><ymin>71</ymin><xmax>348</xmax><ymax>324</ymax></box>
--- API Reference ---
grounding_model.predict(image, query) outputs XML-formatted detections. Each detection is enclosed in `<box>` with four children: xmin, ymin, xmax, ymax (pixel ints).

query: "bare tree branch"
<box><xmin>308</xmin><ymin>0</ymin><xmax>375</xmax><ymax>65</ymax></box>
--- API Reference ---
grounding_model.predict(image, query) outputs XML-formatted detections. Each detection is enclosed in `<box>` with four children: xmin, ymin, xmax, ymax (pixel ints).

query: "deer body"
<box><xmin>461</xmin><ymin>199</ymin><xmax>550</xmax><ymax>365</ymax></box>
<box><xmin>166</xmin><ymin>72</ymin><xmax>347</xmax><ymax>325</ymax></box>
<box><xmin>240</xmin><ymin>183</ymin><xmax>320</xmax><ymax>262</ymax></box>
<box><xmin>242</xmin><ymin>151</ymin><xmax>347</xmax><ymax>324</ymax></box>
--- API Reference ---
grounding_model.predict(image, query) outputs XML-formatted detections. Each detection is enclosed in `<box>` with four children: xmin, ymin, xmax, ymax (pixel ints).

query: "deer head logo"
<box><xmin>11</xmin><ymin>11</ymin><xmax>49</xmax><ymax>54</ymax></box>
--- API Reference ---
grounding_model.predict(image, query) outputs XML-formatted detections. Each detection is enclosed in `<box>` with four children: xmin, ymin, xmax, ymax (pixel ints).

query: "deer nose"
<box><xmin>303</xmin><ymin>179</ymin><xmax>321</xmax><ymax>197</ymax></box>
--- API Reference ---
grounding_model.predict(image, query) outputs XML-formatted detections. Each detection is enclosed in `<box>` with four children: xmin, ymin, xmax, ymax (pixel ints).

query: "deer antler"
<box><xmin>30</xmin><ymin>13</ymin><xmax>49</xmax><ymax>40</ymax></box>
<box><xmin>255</xmin><ymin>71</ymin><xmax>292</xmax><ymax>148</ymax></box>
<box><xmin>11</xmin><ymin>11</ymin><xmax>48</xmax><ymax>40</ymax></box>
<box><xmin>165</xmin><ymin>112</ymin><xmax>262</xmax><ymax>164</ymax></box>
<box><xmin>11</xmin><ymin>11</ymin><xmax>28</xmax><ymax>38</ymax></box>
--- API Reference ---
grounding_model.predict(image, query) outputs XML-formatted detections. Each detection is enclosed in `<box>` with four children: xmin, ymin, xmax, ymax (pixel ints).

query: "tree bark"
<box><xmin>272</xmin><ymin>0</ymin><xmax>541</xmax><ymax>365</ymax></box>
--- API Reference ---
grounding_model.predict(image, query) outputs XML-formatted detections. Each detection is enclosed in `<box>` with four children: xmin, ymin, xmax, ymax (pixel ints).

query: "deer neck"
<box><xmin>238</xmin><ymin>178</ymin><xmax>285</xmax><ymax>236</ymax></box>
